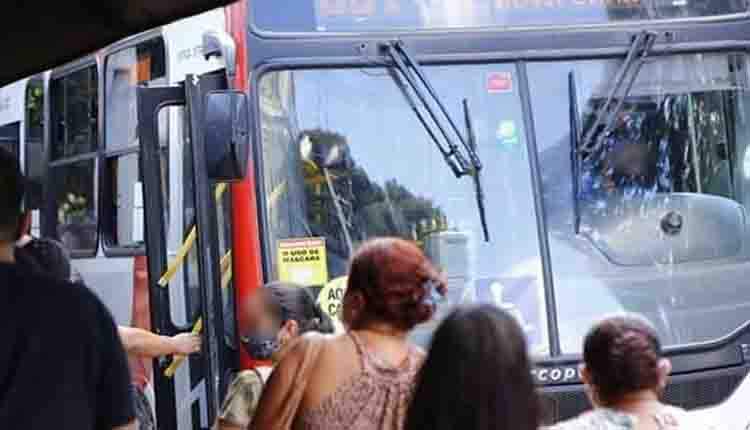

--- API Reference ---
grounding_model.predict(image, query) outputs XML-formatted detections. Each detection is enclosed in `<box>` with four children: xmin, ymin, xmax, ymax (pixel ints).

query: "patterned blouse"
<box><xmin>293</xmin><ymin>331</ymin><xmax>424</xmax><ymax>430</ymax></box>
<box><xmin>217</xmin><ymin>366</ymin><xmax>273</xmax><ymax>429</ymax></box>
<box><xmin>547</xmin><ymin>407</ymin><xmax>694</xmax><ymax>430</ymax></box>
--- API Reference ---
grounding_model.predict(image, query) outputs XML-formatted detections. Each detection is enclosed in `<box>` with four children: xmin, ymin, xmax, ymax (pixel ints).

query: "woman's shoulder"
<box><xmin>546</xmin><ymin>406</ymin><xmax>699</xmax><ymax>430</ymax></box>
<box><xmin>546</xmin><ymin>409</ymin><xmax>637</xmax><ymax>430</ymax></box>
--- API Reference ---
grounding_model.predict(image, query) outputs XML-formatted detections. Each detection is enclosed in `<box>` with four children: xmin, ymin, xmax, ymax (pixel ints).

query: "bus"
<box><xmin>140</xmin><ymin>0</ymin><xmax>750</xmax><ymax>427</ymax></box>
<box><xmin>222</xmin><ymin>0</ymin><xmax>750</xmax><ymax>426</ymax></box>
<box><xmin>6</xmin><ymin>0</ymin><xmax>750</xmax><ymax>429</ymax></box>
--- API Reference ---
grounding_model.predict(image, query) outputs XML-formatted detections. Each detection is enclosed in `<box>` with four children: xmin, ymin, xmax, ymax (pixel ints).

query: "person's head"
<box><xmin>581</xmin><ymin>313</ymin><xmax>671</xmax><ymax>407</ymax></box>
<box><xmin>342</xmin><ymin>237</ymin><xmax>446</xmax><ymax>333</ymax></box>
<box><xmin>15</xmin><ymin>238</ymin><xmax>72</xmax><ymax>281</ymax></box>
<box><xmin>0</xmin><ymin>149</ymin><xmax>25</xmax><ymax>248</ymax></box>
<box><xmin>405</xmin><ymin>305</ymin><xmax>538</xmax><ymax>430</ymax></box>
<box><xmin>240</xmin><ymin>281</ymin><xmax>334</xmax><ymax>361</ymax></box>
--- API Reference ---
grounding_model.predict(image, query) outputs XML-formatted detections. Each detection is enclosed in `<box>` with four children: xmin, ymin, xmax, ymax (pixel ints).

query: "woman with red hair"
<box><xmin>251</xmin><ymin>238</ymin><xmax>446</xmax><ymax>430</ymax></box>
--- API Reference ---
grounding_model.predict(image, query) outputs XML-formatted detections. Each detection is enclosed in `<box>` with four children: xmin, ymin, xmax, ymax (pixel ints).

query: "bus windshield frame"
<box><xmin>248</xmin><ymin>0</ymin><xmax>750</xmax><ymax>36</ymax></box>
<box><xmin>244</xmin><ymin>8</ymin><xmax>750</xmax><ymax>372</ymax></box>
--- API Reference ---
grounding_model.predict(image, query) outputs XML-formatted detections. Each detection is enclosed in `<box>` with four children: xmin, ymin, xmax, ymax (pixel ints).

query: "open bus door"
<box><xmin>137</xmin><ymin>72</ymin><xmax>250</xmax><ymax>429</ymax></box>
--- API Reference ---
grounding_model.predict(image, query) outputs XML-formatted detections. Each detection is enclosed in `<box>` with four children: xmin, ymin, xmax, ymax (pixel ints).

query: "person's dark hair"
<box><xmin>0</xmin><ymin>149</ymin><xmax>24</xmax><ymax>242</ymax></box>
<box><xmin>346</xmin><ymin>237</ymin><xmax>446</xmax><ymax>331</ymax></box>
<box><xmin>583</xmin><ymin>313</ymin><xmax>663</xmax><ymax>405</ymax></box>
<box><xmin>15</xmin><ymin>238</ymin><xmax>72</xmax><ymax>281</ymax></box>
<box><xmin>405</xmin><ymin>305</ymin><xmax>539</xmax><ymax>430</ymax></box>
<box><xmin>264</xmin><ymin>281</ymin><xmax>335</xmax><ymax>334</ymax></box>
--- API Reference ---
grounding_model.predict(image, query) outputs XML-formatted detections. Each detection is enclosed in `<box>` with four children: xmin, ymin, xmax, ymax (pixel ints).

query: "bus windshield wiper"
<box><xmin>569</xmin><ymin>71</ymin><xmax>582</xmax><ymax>235</ymax></box>
<box><xmin>382</xmin><ymin>40</ymin><xmax>489</xmax><ymax>241</ymax></box>
<box><xmin>580</xmin><ymin>31</ymin><xmax>657</xmax><ymax>156</ymax></box>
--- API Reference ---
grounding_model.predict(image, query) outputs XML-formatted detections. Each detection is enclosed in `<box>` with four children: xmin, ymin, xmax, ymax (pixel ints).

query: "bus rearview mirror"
<box><xmin>204</xmin><ymin>90</ymin><xmax>250</xmax><ymax>182</ymax></box>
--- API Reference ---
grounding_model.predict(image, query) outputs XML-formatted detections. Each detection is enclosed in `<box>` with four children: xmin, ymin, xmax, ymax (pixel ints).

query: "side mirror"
<box><xmin>202</xmin><ymin>30</ymin><xmax>237</xmax><ymax>87</ymax></box>
<box><xmin>204</xmin><ymin>90</ymin><xmax>250</xmax><ymax>182</ymax></box>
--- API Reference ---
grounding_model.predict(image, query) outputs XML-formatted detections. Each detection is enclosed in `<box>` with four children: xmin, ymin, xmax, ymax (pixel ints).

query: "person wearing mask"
<box><xmin>404</xmin><ymin>305</ymin><xmax>539</xmax><ymax>430</ymax></box>
<box><xmin>0</xmin><ymin>149</ymin><xmax>135</xmax><ymax>429</ymax></box>
<box><xmin>216</xmin><ymin>282</ymin><xmax>335</xmax><ymax>430</ymax></box>
<box><xmin>251</xmin><ymin>237</ymin><xmax>447</xmax><ymax>430</ymax></box>
<box><xmin>549</xmin><ymin>314</ymin><xmax>688</xmax><ymax>430</ymax></box>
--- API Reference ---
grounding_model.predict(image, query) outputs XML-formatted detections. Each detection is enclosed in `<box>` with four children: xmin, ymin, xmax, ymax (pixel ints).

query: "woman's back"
<box><xmin>295</xmin><ymin>331</ymin><xmax>423</xmax><ymax>430</ymax></box>
<box><xmin>251</xmin><ymin>238</ymin><xmax>446</xmax><ymax>430</ymax></box>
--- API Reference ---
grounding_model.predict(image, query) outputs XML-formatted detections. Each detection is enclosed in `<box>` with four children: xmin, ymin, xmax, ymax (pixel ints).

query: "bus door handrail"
<box><xmin>150</xmin><ymin>181</ymin><xmax>234</xmax><ymax>377</ymax></box>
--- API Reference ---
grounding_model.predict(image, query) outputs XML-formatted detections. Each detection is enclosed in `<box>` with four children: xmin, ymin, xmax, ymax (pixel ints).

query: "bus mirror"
<box><xmin>204</xmin><ymin>90</ymin><xmax>250</xmax><ymax>182</ymax></box>
<box><xmin>202</xmin><ymin>30</ymin><xmax>237</xmax><ymax>86</ymax></box>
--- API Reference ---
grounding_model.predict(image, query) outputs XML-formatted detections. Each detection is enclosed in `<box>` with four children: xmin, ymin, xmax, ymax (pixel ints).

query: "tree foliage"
<box><xmin>300</xmin><ymin>128</ymin><xmax>445</xmax><ymax>251</ymax></box>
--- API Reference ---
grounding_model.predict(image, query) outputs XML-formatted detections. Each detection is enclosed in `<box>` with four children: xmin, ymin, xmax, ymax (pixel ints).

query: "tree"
<box><xmin>299</xmin><ymin>128</ymin><xmax>445</xmax><ymax>253</ymax></box>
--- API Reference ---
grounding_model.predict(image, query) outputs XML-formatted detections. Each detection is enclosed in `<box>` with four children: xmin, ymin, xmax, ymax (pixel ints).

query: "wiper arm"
<box><xmin>580</xmin><ymin>30</ymin><xmax>657</xmax><ymax>156</ymax></box>
<box><xmin>383</xmin><ymin>41</ymin><xmax>470</xmax><ymax>176</ymax></box>
<box><xmin>387</xmin><ymin>68</ymin><xmax>464</xmax><ymax>177</ymax></box>
<box><xmin>382</xmin><ymin>40</ymin><xmax>490</xmax><ymax>241</ymax></box>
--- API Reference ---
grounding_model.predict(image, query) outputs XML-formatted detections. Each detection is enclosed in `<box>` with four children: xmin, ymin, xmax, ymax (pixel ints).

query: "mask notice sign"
<box><xmin>277</xmin><ymin>237</ymin><xmax>329</xmax><ymax>286</ymax></box>
<box><xmin>487</xmin><ymin>72</ymin><xmax>513</xmax><ymax>94</ymax></box>
<box><xmin>318</xmin><ymin>276</ymin><xmax>347</xmax><ymax>321</ymax></box>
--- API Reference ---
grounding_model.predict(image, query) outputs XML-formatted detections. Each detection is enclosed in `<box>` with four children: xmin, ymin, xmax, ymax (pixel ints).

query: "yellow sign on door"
<box><xmin>277</xmin><ymin>237</ymin><xmax>328</xmax><ymax>286</ymax></box>
<box><xmin>317</xmin><ymin>276</ymin><xmax>347</xmax><ymax>321</ymax></box>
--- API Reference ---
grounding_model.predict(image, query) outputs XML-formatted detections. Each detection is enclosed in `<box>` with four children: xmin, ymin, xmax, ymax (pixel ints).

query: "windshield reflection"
<box><xmin>259</xmin><ymin>53</ymin><xmax>750</xmax><ymax>356</ymax></box>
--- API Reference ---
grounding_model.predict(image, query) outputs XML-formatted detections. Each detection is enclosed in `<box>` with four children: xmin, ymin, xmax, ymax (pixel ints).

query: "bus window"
<box><xmin>179</xmin><ymin>106</ymin><xmax>237</xmax><ymax>349</ymax></box>
<box><xmin>527</xmin><ymin>52</ymin><xmax>750</xmax><ymax>353</ymax></box>
<box><xmin>24</xmin><ymin>78</ymin><xmax>44</xmax><ymax>210</ymax></box>
<box><xmin>49</xmin><ymin>65</ymin><xmax>98</xmax><ymax>256</ymax></box>
<box><xmin>257</xmin><ymin>66</ymin><xmax>546</xmax><ymax>351</ymax></box>
<box><xmin>0</xmin><ymin>122</ymin><xmax>19</xmax><ymax>158</ymax></box>
<box><xmin>103</xmin><ymin>38</ymin><xmax>167</xmax><ymax>250</ymax></box>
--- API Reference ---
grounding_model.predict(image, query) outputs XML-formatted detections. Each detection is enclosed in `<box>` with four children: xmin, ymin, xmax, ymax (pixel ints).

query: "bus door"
<box><xmin>137</xmin><ymin>71</ymin><xmax>249</xmax><ymax>429</ymax></box>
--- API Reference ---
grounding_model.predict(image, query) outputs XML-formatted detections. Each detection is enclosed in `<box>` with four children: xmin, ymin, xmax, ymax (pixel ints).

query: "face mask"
<box><xmin>241</xmin><ymin>331</ymin><xmax>280</xmax><ymax>360</ymax></box>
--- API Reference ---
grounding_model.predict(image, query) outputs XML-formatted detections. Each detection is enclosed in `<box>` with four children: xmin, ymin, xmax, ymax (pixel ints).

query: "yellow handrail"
<box><xmin>155</xmin><ymin>182</ymin><xmax>233</xmax><ymax>377</ymax></box>
<box><xmin>163</xmin><ymin>318</ymin><xmax>204</xmax><ymax>378</ymax></box>
<box><xmin>158</xmin><ymin>183</ymin><xmax>228</xmax><ymax>287</ymax></box>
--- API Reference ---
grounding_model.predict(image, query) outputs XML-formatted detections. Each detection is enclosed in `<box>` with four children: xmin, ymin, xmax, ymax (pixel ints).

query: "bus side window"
<box><xmin>0</xmin><ymin>122</ymin><xmax>19</xmax><ymax>158</ymax></box>
<box><xmin>102</xmin><ymin>38</ymin><xmax>167</xmax><ymax>251</ymax></box>
<box><xmin>48</xmin><ymin>65</ymin><xmax>99</xmax><ymax>257</ymax></box>
<box><xmin>24</xmin><ymin>78</ymin><xmax>44</xmax><ymax>211</ymax></box>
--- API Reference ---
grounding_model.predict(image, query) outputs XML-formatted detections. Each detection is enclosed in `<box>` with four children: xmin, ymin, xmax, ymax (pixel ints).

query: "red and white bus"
<box><xmin>5</xmin><ymin>0</ymin><xmax>750</xmax><ymax>429</ymax></box>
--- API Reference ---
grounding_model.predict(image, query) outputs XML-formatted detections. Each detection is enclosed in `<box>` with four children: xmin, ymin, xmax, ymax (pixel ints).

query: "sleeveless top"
<box><xmin>546</xmin><ymin>406</ymin><xmax>701</xmax><ymax>430</ymax></box>
<box><xmin>295</xmin><ymin>331</ymin><xmax>423</xmax><ymax>430</ymax></box>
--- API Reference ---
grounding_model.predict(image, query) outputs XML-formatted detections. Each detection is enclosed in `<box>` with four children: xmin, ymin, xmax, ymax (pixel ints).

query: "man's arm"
<box><xmin>118</xmin><ymin>326</ymin><xmax>201</xmax><ymax>358</ymax></box>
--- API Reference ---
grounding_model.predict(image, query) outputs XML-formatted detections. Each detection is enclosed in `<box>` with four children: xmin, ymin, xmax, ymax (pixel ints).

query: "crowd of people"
<box><xmin>1</xmin><ymin>145</ymin><xmax>698</xmax><ymax>430</ymax></box>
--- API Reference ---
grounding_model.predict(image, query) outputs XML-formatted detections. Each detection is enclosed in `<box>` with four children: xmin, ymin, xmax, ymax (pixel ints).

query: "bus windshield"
<box><xmin>251</xmin><ymin>0</ymin><xmax>748</xmax><ymax>33</ymax></box>
<box><xmin>259</xmin><ymin>51</ymin><xmax>750</xmax><ymax>355</ymax></box>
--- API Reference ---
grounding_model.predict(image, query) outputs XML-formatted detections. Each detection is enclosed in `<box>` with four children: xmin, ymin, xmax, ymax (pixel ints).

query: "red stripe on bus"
<box><xmin>226</xmin><ymin>1</ymin><xmax>265</xmax><ymax>370</ymax></box>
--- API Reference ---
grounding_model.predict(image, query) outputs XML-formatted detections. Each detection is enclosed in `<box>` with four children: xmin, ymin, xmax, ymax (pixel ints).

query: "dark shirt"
<box><xmin>0</xmin><ymin>262</ymin><xmax>135</xmax><ymax>429</ymax></box>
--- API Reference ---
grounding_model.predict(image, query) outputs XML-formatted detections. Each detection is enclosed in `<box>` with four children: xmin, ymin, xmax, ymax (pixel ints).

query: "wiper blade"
<box><xmin>569</xmin><ymin>71</ymin><xmax>582</xmax><ymax>235</ymax></box>
<box><xmin>463</xmin><ymin>99</ymin><xmax>489</xmax><ymax>242</ymax></box>
<box><xmin>382</xmin><ymin>40</ymin><xmax>490</xmax><ymax>241</ymax></box>
<box><xmin>580</xmin><ymin>31</ymin><xmax>657</xmax><ymax>156</ymax></box>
